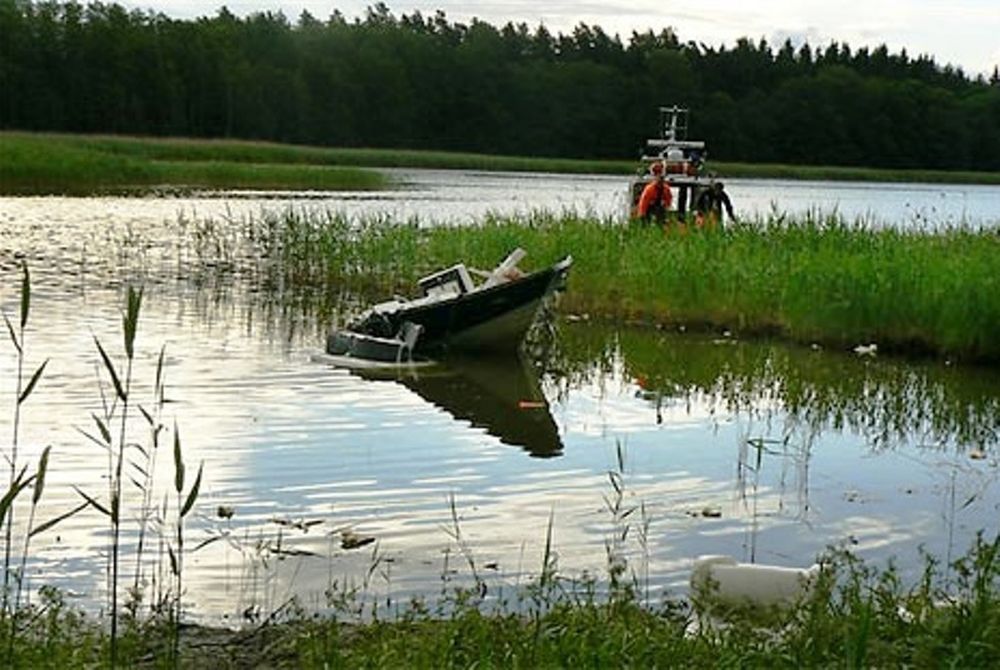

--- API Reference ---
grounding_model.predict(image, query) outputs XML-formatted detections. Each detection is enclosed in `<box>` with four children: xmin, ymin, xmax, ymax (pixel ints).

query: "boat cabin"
<box><xmin>418</xmin><ymin>264</ymin><xmax>475</xmax><ymax>298</ymax></box>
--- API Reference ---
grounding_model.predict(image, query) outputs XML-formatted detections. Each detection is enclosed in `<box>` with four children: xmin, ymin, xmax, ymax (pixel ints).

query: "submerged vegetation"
<box><xmin>177</xmin><ymin>208</ymin><xmax>1000</xmax><ymax>365</ymax></box>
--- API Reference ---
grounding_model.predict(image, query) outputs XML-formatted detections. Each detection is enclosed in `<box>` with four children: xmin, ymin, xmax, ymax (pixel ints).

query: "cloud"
<box><xmin>115</xmin><ymin>0</ymin><xmax>998</xmax><ymax>74</ymax></box>
<box><xmin>768</xmin><ymin>27</ymin><xmax>823</xmax><ymax>50</ymax></box>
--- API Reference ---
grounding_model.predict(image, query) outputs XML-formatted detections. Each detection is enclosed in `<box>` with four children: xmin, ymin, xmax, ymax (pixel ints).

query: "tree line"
<box><xmin>3</xmin><ymin>0</ymin><xmax>1000</xmax><ymax>170</ymax></box>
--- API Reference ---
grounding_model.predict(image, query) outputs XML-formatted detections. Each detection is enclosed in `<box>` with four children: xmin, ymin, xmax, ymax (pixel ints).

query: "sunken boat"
<box><xmin>326</xmin><ymin>249</ymin><xmax>572</xmax><ymax>363</ymax></box>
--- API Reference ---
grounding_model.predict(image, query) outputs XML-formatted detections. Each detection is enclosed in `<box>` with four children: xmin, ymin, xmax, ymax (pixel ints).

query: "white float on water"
<box><xmin>690</xmin><ymin>555</ymin><xmax>821</xmax><ymax>609</ymax></box>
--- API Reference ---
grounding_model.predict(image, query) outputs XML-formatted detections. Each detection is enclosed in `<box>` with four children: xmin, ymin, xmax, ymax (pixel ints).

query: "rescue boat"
<box><xmin>629</xmin><ymin>105</ymin><xmax>715</xmax><ymax>219</ymax></box>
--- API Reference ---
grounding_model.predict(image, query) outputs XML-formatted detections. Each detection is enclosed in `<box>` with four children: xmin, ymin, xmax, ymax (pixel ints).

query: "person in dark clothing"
<box><xmin>694</xmin><ymin>180</ymin><xmax>737</xmax><ymax>227</ymax></box>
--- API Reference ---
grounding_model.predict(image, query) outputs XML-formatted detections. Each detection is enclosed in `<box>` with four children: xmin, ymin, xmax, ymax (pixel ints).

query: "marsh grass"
<box><xmin>1</xmin><ymin>264</ymin><xmax>88</xmax><ymax>662</ymax></box>
<box><xmin>181</xmin><ymin>208</ymin><xmax>1000</xmax><ymax>364</ymax></box>
<box><xmin>710</xmin><ymin>159</ymin><xmax>1000</xmax><ymax>185</ymax></box>
<box><xmin>287</xmin><ymin>535</ymin><xmax>1000</xmax><ymax>669</ymax></box>
<box><xmin>0</xmin><ymin>133</ymin><xmax>387</xmax><ymax>195</ymax></box>
<box><xmin>3</xmin><ymin>531</ymin><xmax>999</xmax><ymax>668</ymax></box>
<box><xmin>5</xmin><ymin>131</ymin><xmax>1000</xmax><ymax>195</ymax></box>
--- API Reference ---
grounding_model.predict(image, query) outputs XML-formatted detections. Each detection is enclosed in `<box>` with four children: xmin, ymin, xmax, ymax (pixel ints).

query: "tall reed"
<box><xmin>169</xmin><ymin>424</ymin><xmax>203</xmax><ymax>664</ymax></box>
<box><xmin>73</xmin><ymin>286</ymin><xmax>205</xmax><ymax>668</ymax></box>
<box><xmin>187</xmin><ymin>209</ymin><xmax>1000</xmax><ymax>364</ymax></box>
<box><xmin>2</xmin><ymin>264</ymin><xmax>47</xmax><ymax>616</ymax></box>
<box><xmin>1</xmin><ymin>265</ymin><xmax>88</xmax><ymax>662</ymax></box>
<box><xmin>131</xmin><ymin>346</ymin><xmax>167</xmax><ymax>611</ymax></box>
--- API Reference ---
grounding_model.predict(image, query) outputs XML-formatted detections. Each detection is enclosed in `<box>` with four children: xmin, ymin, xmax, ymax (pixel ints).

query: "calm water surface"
<box><xmin>3</xmin><ymin>168</ymin><xmax>1000</xmax><ymax>233</ymax></box>
<box><xmin>0</xmin><ymin>175</ymin><xmax>998</xmax><ymax>621</ymax></box>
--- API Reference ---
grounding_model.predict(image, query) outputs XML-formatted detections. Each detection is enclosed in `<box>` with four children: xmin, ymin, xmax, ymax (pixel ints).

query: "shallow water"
<box><xmin>0</xmin><ymin>176</ymin><xmax>998</xmax><ymax>621</ymax></box>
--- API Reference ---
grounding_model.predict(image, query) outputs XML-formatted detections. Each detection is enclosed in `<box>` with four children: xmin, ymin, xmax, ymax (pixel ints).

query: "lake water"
<box><xmin>0</xmin><ymin>171</ymin><xmax>998</xmax><ymax>622</ymax></box>
<box><xmin>5</xmin><ymin>169</ymin><xmax>1000</xmax><ymax>239</ymax></box>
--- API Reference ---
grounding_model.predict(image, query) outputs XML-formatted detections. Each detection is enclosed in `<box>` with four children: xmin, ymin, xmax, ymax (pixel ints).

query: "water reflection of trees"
<box><xmin>546</xmin><ymin>321</ymin><xmax>1000</xmax><ymax>453</ymax></box>
<box><xmin>119</xmin><ymin>261</ymin><xmax>999</xmax><ymax>458</ymax></box>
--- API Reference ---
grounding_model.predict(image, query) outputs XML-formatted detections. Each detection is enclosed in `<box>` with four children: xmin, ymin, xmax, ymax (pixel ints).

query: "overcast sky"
<box><xmin>117</xmin><ymin>0</ymin><xmax>999</xmax><ymax>77</ymax></box>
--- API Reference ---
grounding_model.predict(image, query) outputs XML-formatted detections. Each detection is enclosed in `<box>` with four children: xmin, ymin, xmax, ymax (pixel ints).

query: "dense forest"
<box><xmin>3</xmin><ymin>0</ymin><xmax>1000</xmax><ymax>170</ymax></box>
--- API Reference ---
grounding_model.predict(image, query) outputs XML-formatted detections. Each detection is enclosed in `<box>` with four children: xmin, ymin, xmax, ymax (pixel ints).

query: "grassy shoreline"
<box><xmin>4</xmin><ymin>535</ymin><xmax>1000</xmax><ymax>668</ymax></box>
<box><xmin>0</xmin><ymin>132</ymin><xmax>388</xmax><ymax>195</ymax></box>
<box><xmin>191</xmin><ymin>209</ymin><xmax>1000</xmax><ymax>365</ymax></box>
<box><xmin>3</xmin><ymin>131</ymin><xmax>1000</xmax><ymax>195</ymax></box>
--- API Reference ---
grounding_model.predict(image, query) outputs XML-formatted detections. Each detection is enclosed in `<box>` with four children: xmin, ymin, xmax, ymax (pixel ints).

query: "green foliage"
<box><xmin>2</xmin><ymin>2</ymin><xmax>1000</xmax><ymax>170</ymax></box>
<box><xmin>0</xmin><ymin>133</ymin><xmax>388</xmax><ymax>195</ymax></box>
<box><xmin>290</xmin><ymin>536</ymin><xmax>1000</xmax><ymax>669</ymax></box>
<box><xmin>195</xmin><ymin>208</ymin><xmax>1000</xmax><ymax>364</ymax></box>
<box><xmin>3</xmin><ymin>537</ymin><xmax>993</xmax><ymax>667</ymax></box>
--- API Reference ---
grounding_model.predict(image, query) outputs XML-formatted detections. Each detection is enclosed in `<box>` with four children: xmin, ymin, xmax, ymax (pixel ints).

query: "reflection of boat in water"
<box><xmin>326</xmin><ymin>249</ymin><xmax>572</xmax><ymax>362</ymax></box>
<box><xmin>355</xmin><ymin>355</ymin><xmax>563</xmax><ymax>458</ymax></box>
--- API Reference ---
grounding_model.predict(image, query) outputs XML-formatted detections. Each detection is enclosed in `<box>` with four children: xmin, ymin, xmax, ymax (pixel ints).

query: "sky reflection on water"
<box><xmin>1</xmin><ymin>279</ymin><xmax>997</xmax><ymax>620</ymax></box>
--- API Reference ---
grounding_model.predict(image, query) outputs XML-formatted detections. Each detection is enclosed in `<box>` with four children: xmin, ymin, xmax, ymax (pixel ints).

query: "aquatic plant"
<box><xmin>68</xmin><ymin>286</ymin><xmax>205</xmax><ymax>668</ymax></box>
<box><xmin>169</xmin><ymin>424</ymin><xmax>203</xmax><ymax>664</ymax></box>
<box><xmin>1</xmin><ymin>264</ymin><xmax>86</xmax><ymax>658</ymax></box>
<box><xmin>171</xmin><ymin>208</ymin><xmax>1000</xmax><ymax>363</ymax></box>
<box><xmin>2</xmin><ymin>263</ymin><xmax>41</xmax><ymax>617</ymax></box>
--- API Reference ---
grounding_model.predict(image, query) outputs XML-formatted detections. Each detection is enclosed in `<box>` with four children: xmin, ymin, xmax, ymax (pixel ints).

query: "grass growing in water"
<box><xmin>183</xmin><ymin>209</ymin><xmax>1000</xmax><ymax>364</ymax></box>
<box><xmin>1</xmin><ymin>267</ymin><xmax>206</xmax><ymax>668</ymax></box>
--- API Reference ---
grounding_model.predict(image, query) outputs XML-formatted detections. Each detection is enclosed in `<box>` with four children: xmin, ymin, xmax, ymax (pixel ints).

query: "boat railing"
<box><xmin>636</xmin><ymin>105</ymin><xmax>708</xmax><ymax>180</ymax></box>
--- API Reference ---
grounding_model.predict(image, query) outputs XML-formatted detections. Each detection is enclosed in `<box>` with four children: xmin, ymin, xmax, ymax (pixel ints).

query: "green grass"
<box><xmin>295</xmin><ymin>536</ymin><xmax>1000</xmax><ymax>669</ymax></box>
<box><xmin>3</xmin><ymin>536</ymin><xmax>999</xmax><ymax>668</ymax></box>
<box><xmin>4</xmin><ymin>131</ymin><xmax>1000</xmax><ymax>195</ymax></box>
<box><xmin>710</xmin><ymin>160</ymin><xmax>1000</xmax><ymax>185</ymax></box>
<box><xmin>188</xmin><ymin>209</ymin><xmax>1000</xmax><ymax>364</ymax></box>
<box><xmin>0</xmin><ymin>132</ymin><xmax>388</xmax><ymax>195</ymax></box>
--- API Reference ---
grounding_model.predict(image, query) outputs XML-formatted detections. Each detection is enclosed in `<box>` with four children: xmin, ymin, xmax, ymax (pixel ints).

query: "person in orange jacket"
<box><xmin>636</xmin><ymin>161</ymin><xmax>673</xmax><ymax>224</ymax></box>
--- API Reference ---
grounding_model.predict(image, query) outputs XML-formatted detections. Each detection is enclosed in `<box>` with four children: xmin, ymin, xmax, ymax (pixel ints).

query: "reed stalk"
<box><xmin>170</xmin><ymin>425</ymin><xmax>203</xmax><ymax>666</ymax></box>
<box><xmin>131</xmin><ymin>345</ymin><xmax>167</xmax><ymax>611</ymax></box>
<box><xmin>2</xmin><ymin>265</ymin><xmax>48</xmax><ymax>618</ymax></box>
